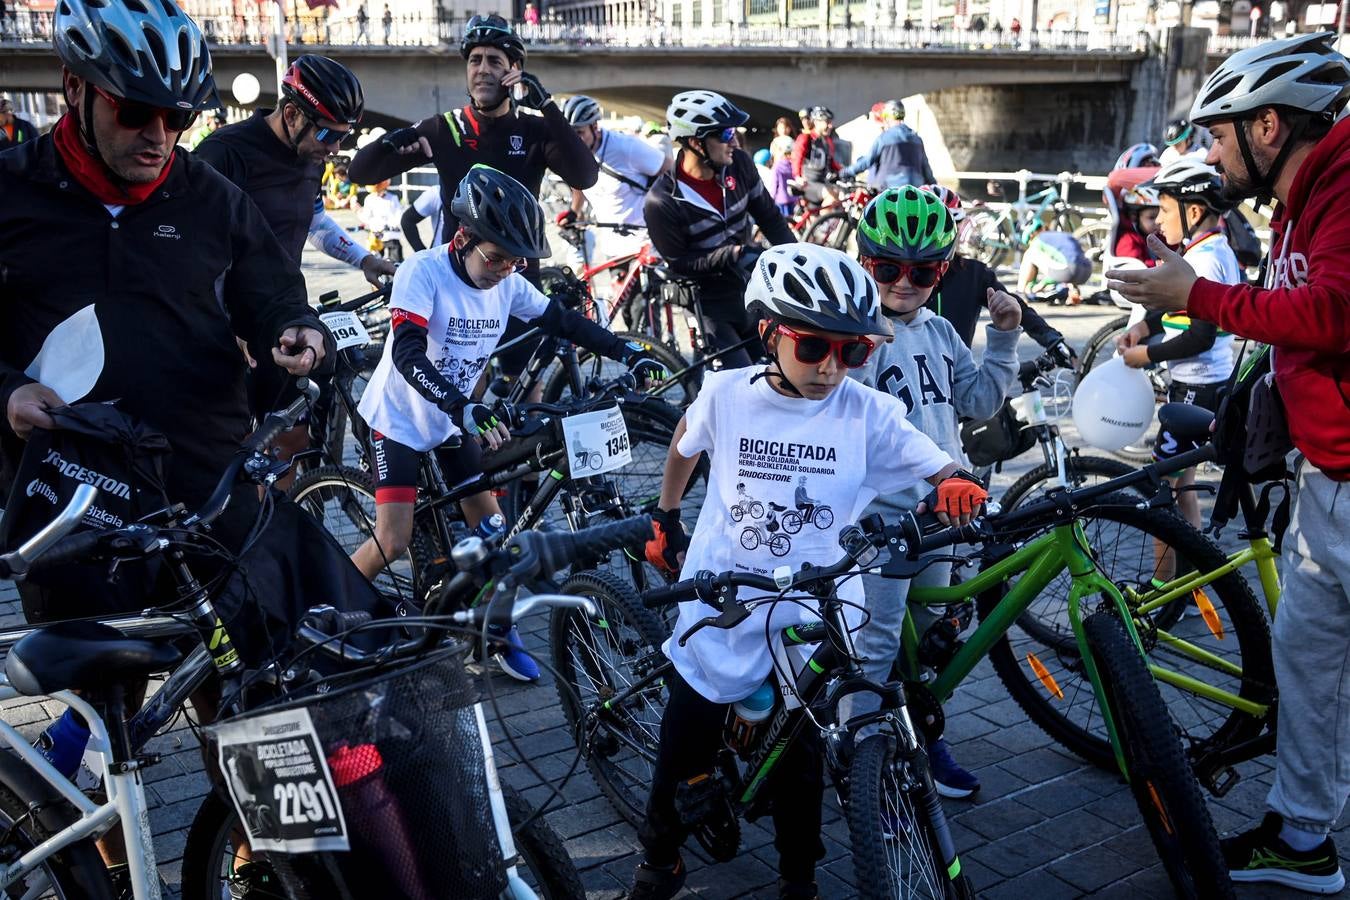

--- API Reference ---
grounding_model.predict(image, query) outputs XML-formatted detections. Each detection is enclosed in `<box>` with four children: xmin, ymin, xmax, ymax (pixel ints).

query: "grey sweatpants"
<box><xmin>1267</xmin><ymin>464</ymin><xmax>1350</xmax><ymax>834</ymax></box>
<box><xmin>838</xmin><ymin>561</ymin><xmax>954</xmax><ymax>738</ymax></box>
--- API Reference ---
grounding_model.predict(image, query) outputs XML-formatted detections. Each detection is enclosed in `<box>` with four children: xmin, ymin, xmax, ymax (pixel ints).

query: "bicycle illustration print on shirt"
<box><xmin>730</xmin><ymin>438</ymin><xmax>842</xmax><ymax>569</ymax></box>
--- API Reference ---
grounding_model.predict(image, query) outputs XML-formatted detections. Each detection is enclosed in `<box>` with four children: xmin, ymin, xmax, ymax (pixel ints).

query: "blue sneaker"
<box><xmin>927</xmin><ymin>738</ymin><xmax>979</xmax><ymax>799</ymax></box>
<box><xmin>489</xmin><ymin>624</ymin><xmax>540</xmax><ymax>682</ymax></box>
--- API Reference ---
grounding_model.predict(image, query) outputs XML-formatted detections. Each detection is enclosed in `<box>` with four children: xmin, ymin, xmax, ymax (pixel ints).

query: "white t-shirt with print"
<box><xmin>665</xmin><ymin>368</ymin><xmax>952</xmax><ymax>704</ymax></box>
<box><xmin>588</xmin><ymin>130</ymin><xmax>667</xmax><ymax>227</ymax></box>
<box><xmin>1165</xmin><ymin>230</ymin><xmax>1242</xmax><ymax>384</ymax></box>
<box><xmin>358</xmin><ymin>247</ymin><xmax>549</xmax><ymax>451</ymax></box>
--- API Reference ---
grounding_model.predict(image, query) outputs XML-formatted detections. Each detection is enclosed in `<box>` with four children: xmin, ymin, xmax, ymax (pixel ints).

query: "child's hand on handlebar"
<box><xmin>919</xmin><ymin>468</ymin><xmax>989</xmax><ymax>527</ymax></box>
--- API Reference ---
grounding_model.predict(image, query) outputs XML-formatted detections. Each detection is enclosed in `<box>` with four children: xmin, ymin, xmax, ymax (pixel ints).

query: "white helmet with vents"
<box><xmin>745</xmin><ymin>243</ymin><xmax>893</xmax><ymax>339</ymax></box>
<box><xmin>666</xmin><ymin>89</ymin><xmax>749</xmax><ymax>140</ymax></box>
<box><xmin>562</xmin><ymin>95</ymin><xmax>602</xmax><ymax>127</ymax></box>
<box><xmin>1191</xmin><ymin>31</ymin><xmax>1350</xmax><ymax>125</ymax></box>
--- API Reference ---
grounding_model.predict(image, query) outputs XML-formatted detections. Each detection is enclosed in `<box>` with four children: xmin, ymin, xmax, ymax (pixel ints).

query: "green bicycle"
<box><xmin>554</xmin><ymin>405</ymin><xmax>1243</xmax><ymax>897</ymax></box>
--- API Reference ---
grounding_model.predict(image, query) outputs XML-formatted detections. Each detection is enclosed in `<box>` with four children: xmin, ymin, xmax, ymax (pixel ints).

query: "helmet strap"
<box><xmin>281</xmin><ymin>103</ymin><xmax>309</xmax><ymax>153</ymax></box>
<box><xmin>1235</xmin><ymin>113</ymin><xmax>1309</xmax><ymax>206</ymax></box>
<box><xmin>74</xmin><ymin>86</ymin><xmax>131</xmax><ymax>191</ymax></box>
<box><xmin>748</xmin><ymin>322</ymin><xmax>804</xmax><ymax>398</ymax></box>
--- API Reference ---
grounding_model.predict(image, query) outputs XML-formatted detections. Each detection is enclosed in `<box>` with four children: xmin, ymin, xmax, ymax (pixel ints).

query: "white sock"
<box><xmin>1279</xmin><ymin>822</ymin><xmax>1328</xmax><ymax>853</ymax></box>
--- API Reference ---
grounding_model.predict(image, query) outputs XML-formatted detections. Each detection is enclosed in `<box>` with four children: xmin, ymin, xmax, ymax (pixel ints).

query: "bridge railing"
<box><xmin>1</xmin><ymin>12</ymin><xmax>1156</xmax><ymax>53</ymax></box>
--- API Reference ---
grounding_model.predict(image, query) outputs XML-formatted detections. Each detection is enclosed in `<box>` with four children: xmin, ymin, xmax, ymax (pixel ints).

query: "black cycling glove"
<box><xmin>447</xmin><ymin>400</ymin><xmax>503</xmax><ymax>438</ymax></box>
<box><xmin>623</xmin><ymin>341</ymin><xmax>668</xmax><ymax>385</ymax></box>
<box><xmin>381</xmin><ymin>127</ymin><xmax>422</xmax><ymax>152</ymax></box>
<box><xmin>515</xmin><ymin>72</ymin><xmax>552</xmax><ymax>111</ymax></box>
<box><xmin>645</xmin><ymin>507</ymin><xmax>688</xmax><ymax>576</ymax></box>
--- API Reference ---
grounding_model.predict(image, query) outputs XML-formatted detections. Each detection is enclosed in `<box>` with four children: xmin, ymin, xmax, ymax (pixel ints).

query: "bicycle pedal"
<box><xmin>1199</xmin><ymin>764</ymin><xmax>1240</xmax><ymax>798</ymax></box>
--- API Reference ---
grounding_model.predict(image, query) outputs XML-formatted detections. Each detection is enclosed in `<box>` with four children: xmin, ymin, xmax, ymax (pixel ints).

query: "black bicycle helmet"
<box><xmin>281</xmin><ymin>55</ymin><xmax>364</xmax><ymax>126</ymax></box>
<box><xmin>54</xmin><ymin>0</ymin><xmax>217</xmax><ymax>110</ymax></box>
<box><xmin>451</xmin><ymin>164</ymin><xmax>550</xmax><ymax>260</ymax></box>
<box><xmin>461</xmin><ymin>14</ymin><xmax>525</xmax><ymax>64</ymax></box>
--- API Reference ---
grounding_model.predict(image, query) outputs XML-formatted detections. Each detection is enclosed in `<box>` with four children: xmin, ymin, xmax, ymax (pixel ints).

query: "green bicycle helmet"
<box><xmin>856</xmin><ymin>186</ymin><xmax>958</xmax><ymax>262</ymax></box>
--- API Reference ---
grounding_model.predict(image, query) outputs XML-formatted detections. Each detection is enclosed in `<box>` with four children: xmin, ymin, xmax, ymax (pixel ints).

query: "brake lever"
<box><xmin>677</xmin><ymin>603</ymin><xmax>751</xmax><ymax>647</ymax></box>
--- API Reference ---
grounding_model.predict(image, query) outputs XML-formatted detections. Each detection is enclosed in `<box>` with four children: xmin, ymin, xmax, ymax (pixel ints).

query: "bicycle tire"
<box><xmin>1077</xmin><ymin>314</ymin><xmax>1130</xmax><ymax>378</ymax></box>
<box><xmin>979</xmin><ymin>495</ymin><xmax>1274</xmax><ymax>772</ymax></box>
<box><xmin>804</xmin><ymin>210</ymin><xmax>856</xmax><ymax>253</ymax></box>
<box><xmin>961</xmin><ymin>209</ymin><xmax>1014</xmax><ymax>269</ymax></box>
<box><xmin>288</xmin><ymin>464</ymin><xmax>428</xmax><ymax>604</ymax></box>
<box><xmin>550</xmin><ymin>569</ymin><xmax>669</xmax><ymax>826</ymax></box>
<box><xmin>1082</xmin><ymin>612</ymin><xmax>1235</xmax><ymax>899</ymax></box>
<box><xmin>0</xmin><ymin>777</ymin><xmax>114</xmax><ymax>900</ymax></box>
<box><xmin>501</xmin><ymin>784</ymin><xmax>586</xmax><ymax>900</ymax></box>
<box><xmin>847</xmin><ymin>734</ymin><xmax>975</xmax><ymax>900</ymax></box>
<box><xmin>1073</xmin><ymin>219</ymin><xmax>1113</xmax><ymax>274</ymax></box>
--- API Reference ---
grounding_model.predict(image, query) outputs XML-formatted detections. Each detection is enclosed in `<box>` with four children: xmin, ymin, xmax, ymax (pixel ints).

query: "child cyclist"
<box><xmin>354</xmin><ymin>165</ymin><xmax>665</xmax><ymax>680</ymax></box>
<box><xmin>635</xmin><ymin>243</ymin><xmax>989</xmax><ymax>899</ymax></box>
<box><xmin>845</xmin><ymin>185</ymin><xmax>1023</xmax><ymax>799</ymax></box>
<box><xmin>1116</xmin><ymin>159</ymin><xmax>1241</xmax><ymax>538</ymax></box>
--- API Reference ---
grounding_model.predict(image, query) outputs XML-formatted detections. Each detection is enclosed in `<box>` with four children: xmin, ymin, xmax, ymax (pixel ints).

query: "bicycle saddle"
<box><xmin>6</xmin><ymin>620</ymin><xmax>184</xmax><ymax>697</ymax></box>
<box><xmin>768</xmin><ymin>502</ymin><xmax>788</xmax><ymax>512</ymax></box>
<box><xmin>1155</xmin><ymin>402</ymin><xmax>1215</xmax><ymax>462</ymax></box>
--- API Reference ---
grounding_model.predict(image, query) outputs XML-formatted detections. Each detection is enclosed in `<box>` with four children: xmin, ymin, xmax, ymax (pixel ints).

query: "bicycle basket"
<box><xmin>208</xmin><ymin>647</ymin><xmax>510</xmax><ymax>900</ymax></box>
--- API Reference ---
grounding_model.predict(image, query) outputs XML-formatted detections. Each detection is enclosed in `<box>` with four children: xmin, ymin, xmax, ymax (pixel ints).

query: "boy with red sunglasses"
<box><xmin>635</xmin><ymin>243</ymin><xmax>986</xmax><ymax>900</ymax></box>
<box><xmin>845</xmin><ymin>186</ymin><xmax>1024</xmax><ymax>800</ymax></box>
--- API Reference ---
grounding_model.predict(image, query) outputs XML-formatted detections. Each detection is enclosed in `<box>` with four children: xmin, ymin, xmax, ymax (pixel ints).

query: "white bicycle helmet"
<box><xmin>562</xmin><ymin>95</ymin><xmax>602</xmax><ymax>128</ymax></box>
<box><xmin>745</xmin><ymin>243</ymin><xmax>893</xmax><ymax>339</ymax></box>
<box><xmin>1113</xmin><ymin>142</ymin><xmax>1160</xmax><ymax>170</ymax></box>
<box><xmin>54</xmin><ymin>0</ymin><xmax>217</xmax><ymax>110</ymax></box>
<box><xmin>666</xmin><ymin>90</ymin><xmax>749</xmax><ymax>140</ymax></box>
<box><xmin>1122</xmin><ymin>182</ymin><xmax>1161</xmax><ymax>208</ymax></box>
<box><xmin>1191</xmin><ymin>31</ymin><xmax>1350</xmax><ymax>125</ymax></box>
<box><xmin>922</xmin><ymin>184</ymin><xmax>966</xmax><ymax>223</ymax></box>
<box><xmin>1146</xmin><ymin>157</ymin><xmax>1228</xmax><ymax>211</ymax></box>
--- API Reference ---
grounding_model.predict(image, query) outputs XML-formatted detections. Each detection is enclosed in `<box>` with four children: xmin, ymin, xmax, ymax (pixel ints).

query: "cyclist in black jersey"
<box><xmin>348</xmin><ymin>15</ymin><xmax>598</xmax><ymax>379</ymax></box>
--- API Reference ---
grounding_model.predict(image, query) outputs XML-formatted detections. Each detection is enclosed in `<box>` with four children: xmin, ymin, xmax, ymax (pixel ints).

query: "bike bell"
<box><xmin>1071</xmin><ymin>356</ymin><xmax>1154</xmax><ymax>451</ymax></box>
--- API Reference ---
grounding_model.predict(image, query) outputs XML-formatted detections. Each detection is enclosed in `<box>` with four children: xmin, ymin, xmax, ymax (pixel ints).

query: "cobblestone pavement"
<box><xmin>0</xmin><ymin>238</ymin><xmax>1332</xmax><ymax>899</ymax></box>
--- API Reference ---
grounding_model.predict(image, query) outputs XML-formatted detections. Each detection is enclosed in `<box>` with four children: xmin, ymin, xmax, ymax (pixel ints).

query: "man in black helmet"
<box><xmin>348</xmin><ymin>14</ymin><xmax>598</xmax><ymax>377</ymax></box>
<box><xmin>196</xmin><ymin>54</ymin><xmax>394</xmax><ymax>481</ymax></box>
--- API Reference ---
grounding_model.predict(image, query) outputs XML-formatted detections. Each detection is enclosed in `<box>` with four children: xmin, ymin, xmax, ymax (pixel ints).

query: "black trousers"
<box><xmin>703</xmin><ymin>317</ymin><xmax>761</xmax><ymax>371</ymax></box>
<box><xmin>639</xmin><ymin>668</ymin><xmax>825</xmax><ymax>884</ymax></box>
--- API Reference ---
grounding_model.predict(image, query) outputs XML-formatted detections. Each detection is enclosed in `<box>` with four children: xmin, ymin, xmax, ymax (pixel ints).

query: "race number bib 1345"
<box><xmin>561</xmin><ymin>404</ymin><xmax>631</xmax><ymax>475</ymax></box>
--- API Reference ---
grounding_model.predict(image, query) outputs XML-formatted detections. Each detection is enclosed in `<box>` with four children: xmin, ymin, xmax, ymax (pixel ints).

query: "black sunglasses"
<box><xmin>94</xmin><ymin>86</ymin><xmax>197</xmax><ymax>133</ymax></box>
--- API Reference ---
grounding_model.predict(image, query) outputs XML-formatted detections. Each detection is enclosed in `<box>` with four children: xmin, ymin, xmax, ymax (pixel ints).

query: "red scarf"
<box><xmin>52</xmin><ymin>113</ymin><xmax>175</xmax><ymax>206</ymax></box>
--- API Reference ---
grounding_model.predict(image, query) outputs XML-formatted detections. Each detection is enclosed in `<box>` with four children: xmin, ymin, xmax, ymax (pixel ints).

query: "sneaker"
<box><xmin>778</xmin><ymin>878</ymin><xmax>819</xmax><ymax>899</ymax></box>
<box><xmin>227</xmin><ymin>861</ymin><xmax>286</xmax><ymax>899</ymax></box>
<box><xmin>1223</xmin><ymin>812</ymin><xmax>1346</xmax><ymax>894</ymax></box>
<box><xmin>927</xmin><ymin>738</ymin><xmax>980</xmax><ymax>799</ymax></box>
<box><xmin>627</xmin><ymin>856</ymin><xmax>686</xmax><ymax>900</ymax></box>
<box><xmin>488</xmin><ymin>623</ymin><xmax>540</xmax><ymax>682</ymax></box>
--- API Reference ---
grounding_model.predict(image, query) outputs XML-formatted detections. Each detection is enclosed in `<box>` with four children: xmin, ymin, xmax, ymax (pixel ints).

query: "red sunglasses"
<box><xmin>862</xmin><ymin>257</ymin><xmax>949</xmax><ymax>289</ymax></box>
<box><xmin>775</xmin><ymin>322</ymin><xmax>876</xmax><ymax>369</ymax></box>
<box><xmin>93</xmin><ymin>85</ymin><xmax>198</xmax><ymax>133</ymax></box>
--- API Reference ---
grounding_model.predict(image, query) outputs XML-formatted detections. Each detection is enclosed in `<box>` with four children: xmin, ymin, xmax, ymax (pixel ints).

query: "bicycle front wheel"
<box><xmin>501</xmin><ymin>784</ymin><xmax>586</xmax><ymax>900</ymax></box>
<box><xmin>1077</xmin><ymin>314</ymin><xmax>1130</xmax><ymax>378</ymax></box>
<box><xmin>980</xmin><ymin>494</ymin><xmax>1274</xmax><ymax>771</ymax></box>
<box><xmin>1083</xmin><ymin>612</ymin><xmax>1235</xmax><ymax>899</ymax></box>
<box><xmin>550</xmin><ymin>570</ymin><xmax>669</xmax><ymax>826</ymax></box>
<box><xmin>0</xmin><ymin>777</ymin><xmax>114</xmax><ymax>900</ymax></box>
<box><xmin>848</xmin><ymin>734</ymin><xmax>975</xmax><ymax>900</ymax></box>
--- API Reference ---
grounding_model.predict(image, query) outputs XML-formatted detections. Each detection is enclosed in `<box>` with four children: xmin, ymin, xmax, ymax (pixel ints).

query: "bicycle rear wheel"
<box><xmin>0</xmin><ymin>778</ymin><xmax>113</xmax><ymax>900</ymax></box>
<box><xmin>288</xmin><ymin>464</ymin><xmax>424</xmax><ymax>604</ymax></box>
<box><xmin>1082</xmin><ymin>612</ymin><xmax>1235</xmax><ymax>899</ymax></box>
<box><xmin>980</xmin><ymin>495</ymin><xmax>1274</xmax><ymax>772</ymax></box>
<box><xmin>1077</xmin><ymin>314</ymin><xmax>1130</xmax><ymax>378</ymax></box>
<box><xmin>550</xmin><ymin>570</ymin><xmax>669</xmax><ymax>826</ymax></box>
<box><xmin>804</xmin><ymin>210</ymin><xmax>857</xmax><ymax>254</ymax></box>
<box><xmin>848</xmin><ymin>735</ymin><xmax>975</xmax><ymax>900</ymax></box>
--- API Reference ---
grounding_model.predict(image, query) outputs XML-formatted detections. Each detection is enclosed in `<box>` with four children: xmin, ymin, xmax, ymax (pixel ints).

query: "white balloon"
<box><xmin>1072</xmin><ymin>356</ymin><xmax>1156</xmax><ymax>451</ymax></box>
<box><xmin>232</xmin><ymin>72</ymin><xmax>261</xmax><ymax>105</ymax></box>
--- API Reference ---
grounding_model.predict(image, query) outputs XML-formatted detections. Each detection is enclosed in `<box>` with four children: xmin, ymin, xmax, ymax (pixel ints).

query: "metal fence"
<box><xmin>0</xmin><ymin>12</ymin><xmax>1262</xmax><ymax>54</ymax></box>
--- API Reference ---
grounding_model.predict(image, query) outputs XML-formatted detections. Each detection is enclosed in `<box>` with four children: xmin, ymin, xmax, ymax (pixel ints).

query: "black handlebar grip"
<box><xmin>534</xmin><ymin>516</ymin><xmax>654</xmax><ymax>576</ymax></box>
<box><xmin>23</xmin><ymin>530</ymin><xmax>108</xmax><ymax>577</ymax></box>
<box><xmin>242</xmin><ymin>379</ymin><xmax>316</xmax><ymax>454</ymax></box>
<box><xmin>642</xmin><ymin>579</ymin><xmax>694</xmax><ymax>609</ymax></box>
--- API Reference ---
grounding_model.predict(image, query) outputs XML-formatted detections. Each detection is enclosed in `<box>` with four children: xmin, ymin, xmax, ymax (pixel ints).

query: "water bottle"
<box><xmin>473</xmin><ymin>513</ymin><xmax>505</xmax><ymax>540</ymax></box>
<box><xmin>328</xmin><ymin>742</ymin><xmax>434</xmax><ymax>900</ymax></box>
<box><xmin>729</xmin><ymin>680</ymin><xmax>776</xmax><ymax>755</ymax></box>
<box><xmin>34</xmin><ymin>709</ymin><xmax>90</xmax><ymax>780</ymax></box>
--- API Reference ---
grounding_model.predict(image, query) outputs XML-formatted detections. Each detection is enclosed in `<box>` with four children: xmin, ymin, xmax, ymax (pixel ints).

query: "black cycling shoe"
<box><xmin>779</xmin><ymin>878</ymin><xmax>819</xmax><ymax>899</ymax></box>
<box><xmin>627</xmin><ymin>856</ymin><xmax>686</xmax><ymax>900</ymax></box>
<box><xmin>228</xmin><ymin>861</ymin><xmax>287</xmax><ymax>899</ymax></box>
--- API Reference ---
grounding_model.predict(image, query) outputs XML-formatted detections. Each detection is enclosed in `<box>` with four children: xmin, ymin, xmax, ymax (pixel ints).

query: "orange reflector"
<box><xmin>1026</xmin><ymin>653</ymin><xmax>1065</xmax><ymax>700</ymax></box>
<box><xmin>1194</xmin><ymin>589</ymin><xmax>1225</xmax><ymax>640</ymax></box>
<box><xmin>1145</xmin><ymin>781</ymin><xmax>1174</xmax><ymax>835</ymax></box>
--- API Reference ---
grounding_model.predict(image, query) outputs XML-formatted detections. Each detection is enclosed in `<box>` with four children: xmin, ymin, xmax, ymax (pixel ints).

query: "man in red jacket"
<box><xmin>1110</xmin><ymin>32</ymin><xmax>1350</xmax><ymax>894</ymax></box>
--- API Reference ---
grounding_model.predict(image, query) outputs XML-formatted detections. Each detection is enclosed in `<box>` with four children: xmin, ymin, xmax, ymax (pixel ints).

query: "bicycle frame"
<box><xmin>904</xmin><ymin>520</ymin><xmax>1147</xmax><ymax>776</ymax></box>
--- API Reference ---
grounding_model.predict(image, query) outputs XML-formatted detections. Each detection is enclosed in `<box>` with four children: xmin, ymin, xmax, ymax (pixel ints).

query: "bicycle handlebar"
<box><xmin>317</xmin><ymin>282</ymin><xmax>392</xmax><ymax>314</ymax></box>
<box><xmin>504</xmin><ymin>371</ymin><xmax>638</xmax><ymax>426</ymax></box>
<box><xmin>0</xmin><ymin>484</ymin><xmax>98</xmax><ymax>580</ymax></box>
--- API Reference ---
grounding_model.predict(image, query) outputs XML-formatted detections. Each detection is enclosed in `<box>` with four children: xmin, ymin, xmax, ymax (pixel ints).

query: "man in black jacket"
<box><xmin>349</xmin><ymin>14</ymin><xmax>597</xmax><ymax>376</ymax></box>
<box><xmin>644</xmin><ymin>90</ymin><xmax>794</xmax><ymax>369</ymax></box>
<box><xmin>0</xmin><ymin>0</ymin><xmax>329</xmax><ymax>522</ymax></box>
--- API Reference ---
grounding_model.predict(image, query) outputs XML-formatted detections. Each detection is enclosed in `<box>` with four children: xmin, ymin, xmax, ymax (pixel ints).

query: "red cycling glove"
<box><xmin>934</xmin><ymin>473</ymin><xmax>989</xmax><ymax>520</ymax></box>
<box><xmin>645</xmin><ymin>507</ymin><xmax>688</xmax><ymax>576</ymax></box>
